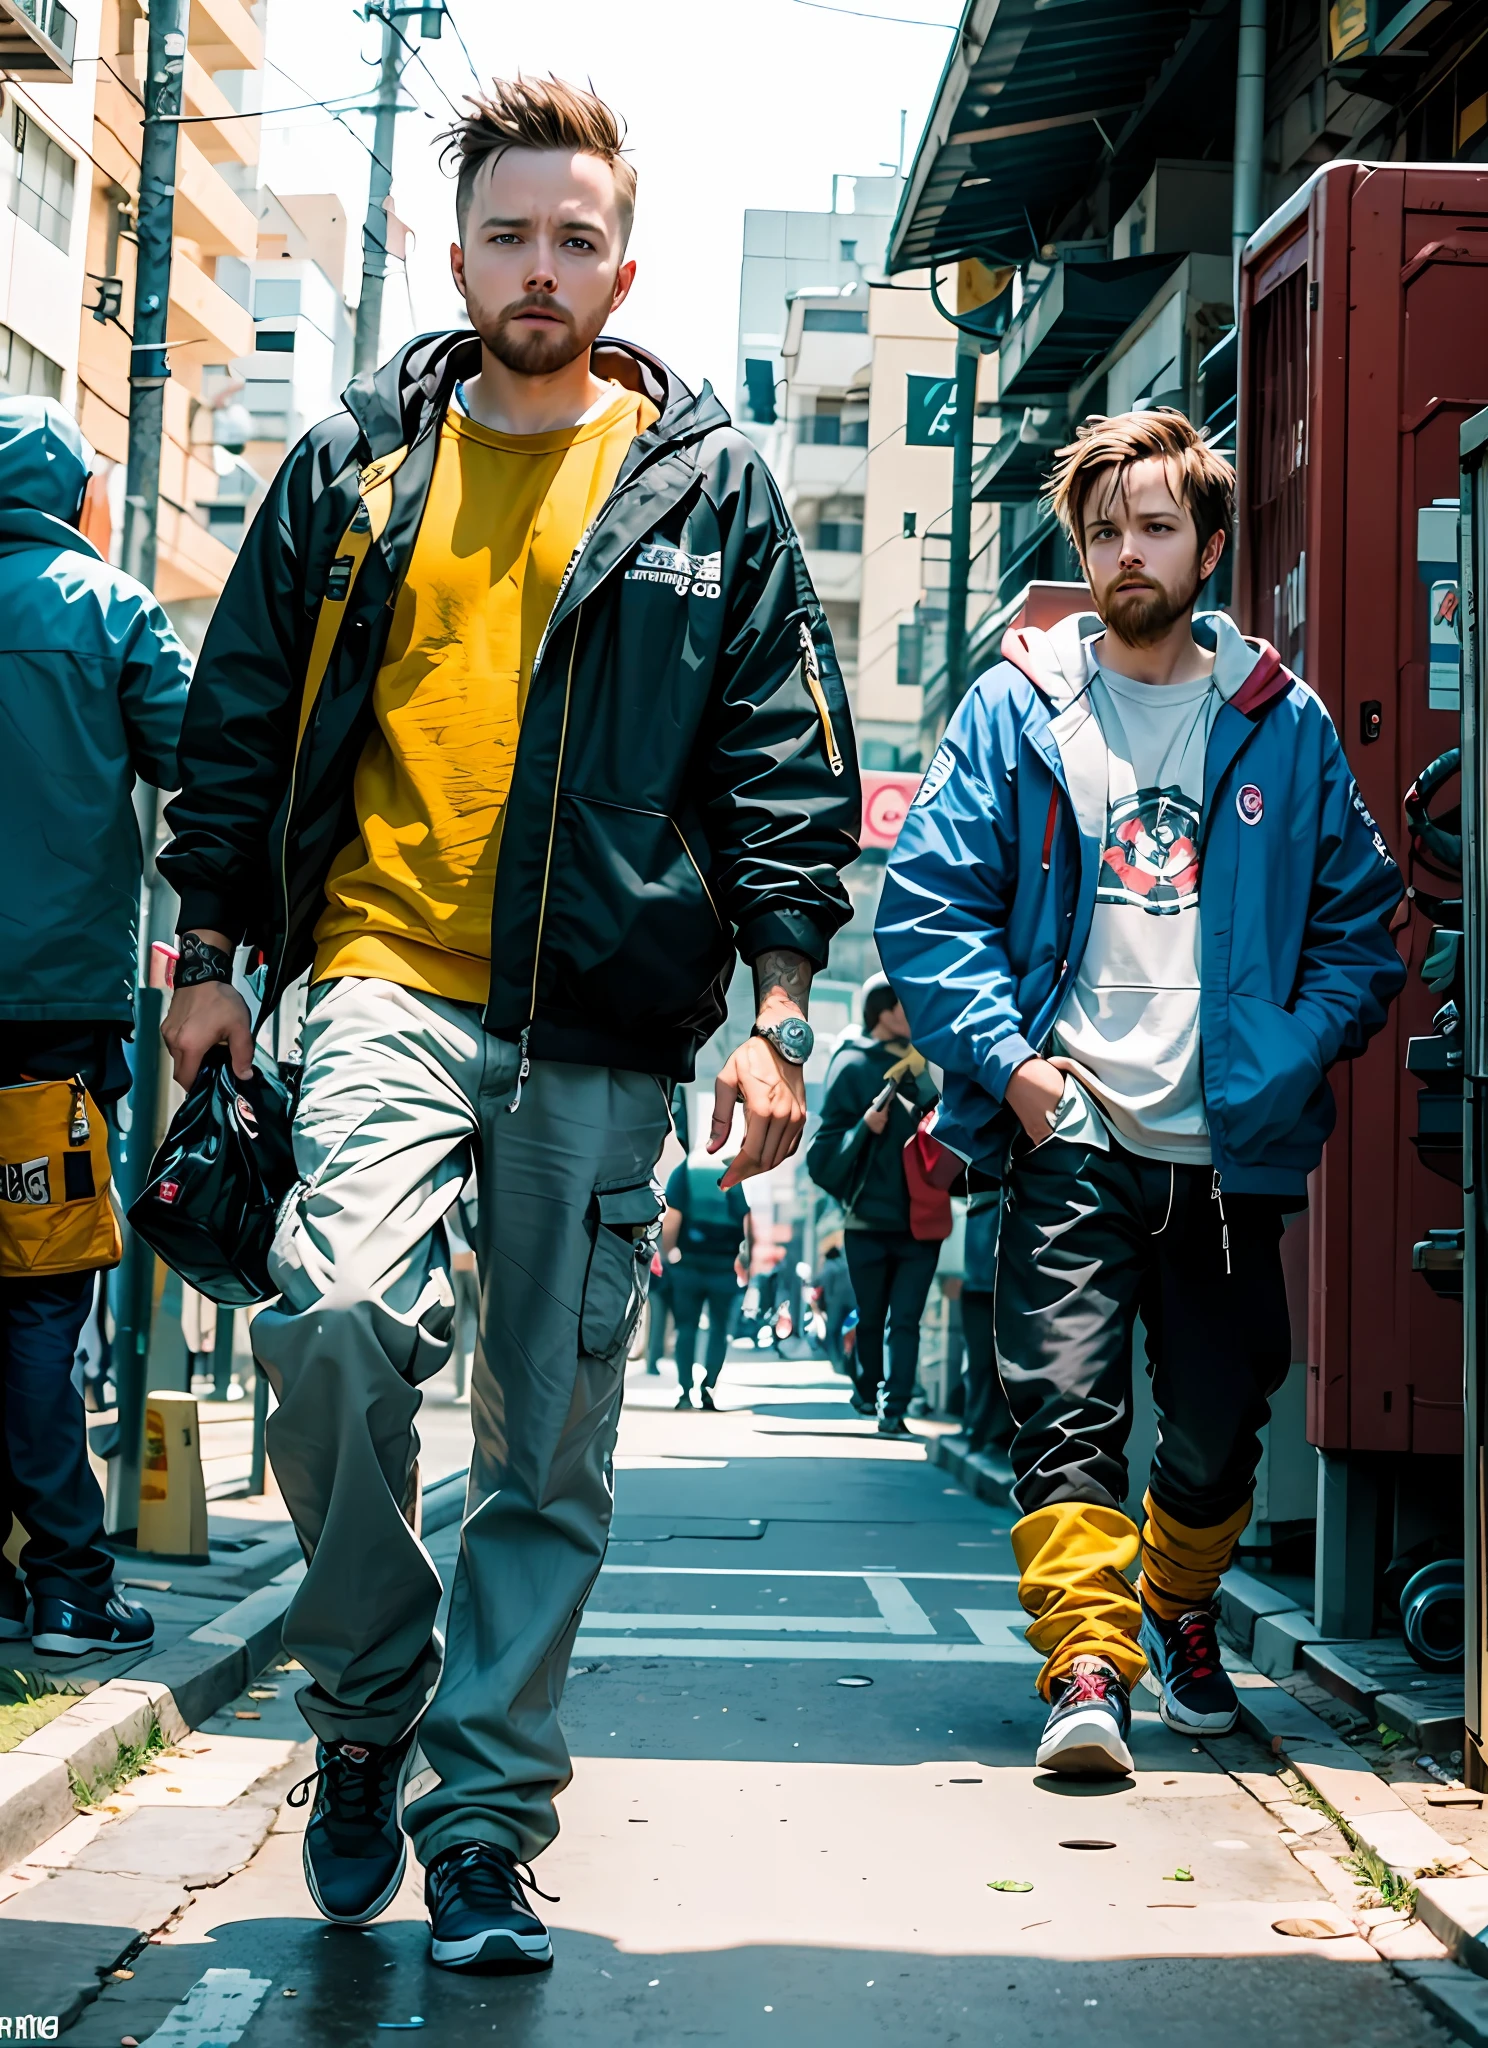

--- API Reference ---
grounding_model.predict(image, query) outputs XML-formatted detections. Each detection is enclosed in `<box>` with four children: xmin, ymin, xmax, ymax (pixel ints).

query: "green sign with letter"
<box><xmin>906</xmin><ymin>374</ymin><xmax>958</xmax><ymax>447</ymax></box>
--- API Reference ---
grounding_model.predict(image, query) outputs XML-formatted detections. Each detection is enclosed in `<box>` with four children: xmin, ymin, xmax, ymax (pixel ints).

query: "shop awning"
<box><xmin>997</xmin><ymin>252</ymin><xmax>1183</xmax><ymax>403</ymax></box>
<box><xmin>888</xmin><ymin>0</ymin><xmax>1227</xmax><ymax>275</ymax></box>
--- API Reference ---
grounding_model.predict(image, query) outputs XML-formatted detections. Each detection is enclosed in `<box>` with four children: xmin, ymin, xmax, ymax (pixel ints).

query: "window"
<box><xmin>10</xmin><ymin>107</ymin><xmax>75</xmax><ymax>251</ymax></box>
<box><xmin>814</xmin><ymin>495</ymin><xmax>864</xmax><ymax>554</ymax></box>
<box><xmin>0</xmin><ymin>320</ymin><xmax>62</xmax><ymax>400</ymax></box>
<box><xmin>255</xmin><ymin>330</ymin><xmax>295</xmax><ymax>352</ymax></box>
<box><xmin>254</xmin><ymin>278</ymin><xmax>301</xmax><ymax>318</ymax></box>
<box><xmin>896</xmin><ymin>619</ymin><xmax>923</xmax><ymax>691</ymax></box>
<box><xmin>801</xmin><ymin>307</ymin><xmax>867</xmax><ymax>333</ymax></box>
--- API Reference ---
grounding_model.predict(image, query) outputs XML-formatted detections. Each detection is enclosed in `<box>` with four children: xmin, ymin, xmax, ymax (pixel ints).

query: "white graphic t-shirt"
<box><xmin>1051</xmin><ymin>664</ymin><xmax>1221</xmax><ymax>1163</ymax></box>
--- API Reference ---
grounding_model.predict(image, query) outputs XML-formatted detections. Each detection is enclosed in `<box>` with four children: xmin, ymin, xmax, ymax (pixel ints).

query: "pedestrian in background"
<box><xmin>956</xmin><ymin>1187</ymin><xmax>1012</xmax><ymax>1458</ymax></box>
<box><xmin>813</xmin><ymin>1233</ymin><xmax>855</xmax><ymax>1376</ymax></box>
<box><xmin>0</xmin><ymin>397</ymin><xmax>190</xmax><ymax>1659</ymax></box>
<box><xmin>662</xmin><ymin>1149</ymin><xmax>751</xmax><ymax>1409</ymax></box>
<box><xmin>807</xmin><ymin>975</ymin><xmax>939</xmax><ymax>1438</ymax></box>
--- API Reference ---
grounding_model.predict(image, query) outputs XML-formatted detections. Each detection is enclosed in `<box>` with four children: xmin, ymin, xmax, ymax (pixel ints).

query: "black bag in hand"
<box><xmin>127</xmin><ymin>1049</ymin><xmax>297</xmax><ymax>1305</ymax></box>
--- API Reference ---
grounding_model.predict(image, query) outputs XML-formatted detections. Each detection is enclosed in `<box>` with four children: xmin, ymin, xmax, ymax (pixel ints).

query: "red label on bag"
<box><xmin>157</xmin><ymin>1180</ymin><xmax>180</xmax><ymax>1204</ymax></box>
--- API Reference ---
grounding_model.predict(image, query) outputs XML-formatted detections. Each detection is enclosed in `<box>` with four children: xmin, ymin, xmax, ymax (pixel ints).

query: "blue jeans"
<box><xmin>1</xmin><ymin>1270</ymin><xmax>114</xmax><ymax>1606</ymax></box>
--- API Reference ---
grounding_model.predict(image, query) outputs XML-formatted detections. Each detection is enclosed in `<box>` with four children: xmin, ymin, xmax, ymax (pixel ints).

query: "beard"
<box><xmin>474</xmin><ymin>291</ymin><xmax>602</xmax><ymax>376</ymax></box>
<box><xmin>1097</xmin><ymin>557</ymin><xmax>1203</xmax><ymax>649</ymax></box>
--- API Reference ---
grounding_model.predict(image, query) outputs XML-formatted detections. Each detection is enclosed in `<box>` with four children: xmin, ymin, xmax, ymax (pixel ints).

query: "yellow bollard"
<box><xmin>137</xmin><ymin>1391</ymin><xmax>209</xmax><ymax>1559</ymax></box>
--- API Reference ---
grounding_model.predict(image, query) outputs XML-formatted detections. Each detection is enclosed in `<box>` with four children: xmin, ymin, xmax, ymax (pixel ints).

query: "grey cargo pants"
<box><xmin>251</xmin><ymin>977</ymin><xmax>670</xmax><ymax>1864</ymax></box>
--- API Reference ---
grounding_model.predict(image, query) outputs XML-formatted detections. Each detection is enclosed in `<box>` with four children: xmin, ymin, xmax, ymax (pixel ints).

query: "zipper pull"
<box><xmin>69</xmin><ymin>1080</ymin><xmax>89</xmax><ymax>1146</ymax></box>
<box><xmin>508</xmin><ymin>1026</ymin><xmax>532</xmax><ymax>1114</ymax></box>
<box><xmin>1210</xmin><ymin>1170</ymin><xmax>1231</xmax><ymax>1276</ymax></box>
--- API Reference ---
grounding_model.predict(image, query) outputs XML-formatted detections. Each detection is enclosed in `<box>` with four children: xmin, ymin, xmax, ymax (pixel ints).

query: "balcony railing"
<box><xmin>0</xmin><ymin>0</ymin><xmax>77</xmax><ymax>75</ymax></box>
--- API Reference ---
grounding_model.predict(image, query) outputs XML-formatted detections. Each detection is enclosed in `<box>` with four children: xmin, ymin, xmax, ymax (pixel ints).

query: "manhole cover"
<box><xmin>835</xmin><ymin>1676</ymin><xmax>873</xmax><ymax>1688</ymax></box>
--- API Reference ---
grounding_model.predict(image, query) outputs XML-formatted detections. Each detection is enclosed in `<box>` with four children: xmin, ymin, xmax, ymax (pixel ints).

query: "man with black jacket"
<box><xmin>157</xmin><ymin>77</ymin><xmax>857</xmax><ymax>1974</ymax></box>
<box><xmin>807</xmin><ymin>977</ymin><xmax>938</xmax><ymax>1436</ymax></box>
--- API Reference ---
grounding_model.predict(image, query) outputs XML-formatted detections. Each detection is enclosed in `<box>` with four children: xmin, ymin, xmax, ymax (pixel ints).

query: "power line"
<box><xmin>440</xmin><ymin>0</ymin><xmax>483</xmax><ymax>90</ymax></box>
<box><xmin>264</xmin><ymin>52</ymin><xmax>392</xmax><ymax>172</ymax></box>
<box><xmin>376</xmin><ymin>6</ymin><xmax>464</xmax><ymax>120</ymax></box>
<box><xmin>791</xmin><ymin>0</ymin><xmax>957</xmax><ymax>25</ymax></box>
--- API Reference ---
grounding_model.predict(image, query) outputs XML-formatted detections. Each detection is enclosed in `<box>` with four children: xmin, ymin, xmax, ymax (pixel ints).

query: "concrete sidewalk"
<box><xmin>16</xmin><ymin>1342</ymin><xmax>1479</xmax><ymax>2048</ymax></box>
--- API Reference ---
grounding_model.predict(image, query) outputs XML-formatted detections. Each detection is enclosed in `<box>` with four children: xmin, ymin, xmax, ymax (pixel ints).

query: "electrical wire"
<box><xmin>791</xmin><ymin>0</ymin><xmax>957</xmax><ymax>25</ymax></box>
<box><xmin>439</xmin><ymin>1</ymin><xmax>484</xmax><ymax>90</ymax></box>
<box><xmin>373</xmin><ymin>6</ymin><xmax>465</xmax><ymax>121</ymax></box>
<box><xmin>264</xmin><ymin>53</ymin><xmax>391</xmax><ymax>171</ymax></box>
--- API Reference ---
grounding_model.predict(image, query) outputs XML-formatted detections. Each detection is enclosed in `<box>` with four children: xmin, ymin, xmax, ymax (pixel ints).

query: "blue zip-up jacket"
<box><xmin>875</xmin><ymin>610</ymin><xmax>1406</xmax><ymax>1197</ymax></box>
<box><xmin>0</xmin><ymin>398</ymin><xmax>190</xmax><ymax>1024</ymax></box>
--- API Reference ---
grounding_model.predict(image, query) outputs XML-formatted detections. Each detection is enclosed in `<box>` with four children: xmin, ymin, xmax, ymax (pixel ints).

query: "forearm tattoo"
<box><xmin>753</xmin><ymin>948</ymin><xmax>813</xmax><ymax>1016</ymax></box>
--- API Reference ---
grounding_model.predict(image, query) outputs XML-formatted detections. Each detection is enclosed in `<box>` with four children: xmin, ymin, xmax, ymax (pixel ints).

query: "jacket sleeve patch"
<box><xmin>914</xmin><ymin>744</ymin><xmax>956</xmax><ymax>807</ymax></box>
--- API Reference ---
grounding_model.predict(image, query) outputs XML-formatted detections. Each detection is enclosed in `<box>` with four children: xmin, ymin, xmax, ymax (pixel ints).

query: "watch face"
<box><xmin>773</xmin><ymin>1017</ymin><xmax>813</xmax><ymax>1063</ymax></box>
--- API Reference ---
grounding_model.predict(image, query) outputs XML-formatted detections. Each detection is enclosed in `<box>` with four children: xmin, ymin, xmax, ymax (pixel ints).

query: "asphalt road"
<box><xmin>63</xmin><ymin>1347</ymin><xmax>1447</xmax><ymax>2048</ymax></box>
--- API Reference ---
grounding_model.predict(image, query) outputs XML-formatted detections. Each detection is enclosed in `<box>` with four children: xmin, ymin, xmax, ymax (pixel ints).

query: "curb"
<box><xmin>0</xmin><ymin>1466</ymin><xmax>469</xmax><ymax>1873</ymax></box>
<box><xmin>927</xmin><ymin>1433</ymin><xmax>1015</xmax><ymax>1506</ymax></box>
<box><xmin>1232</xmin><ymin>1666</ymin><xmax>1473</xmax><ymax>1883</ymax></box>
<box><xmin>1394</xmin><ymin>1961</ymin><xmax>1488</xmax><ymax>2046</ymax></box>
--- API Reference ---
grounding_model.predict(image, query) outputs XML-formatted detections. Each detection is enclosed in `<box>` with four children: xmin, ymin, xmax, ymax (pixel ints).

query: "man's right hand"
<box><xmin>162</xmin><ymin>935</ymin><xmax>255</xmax><ymax>1089</ymax></box>
<box><xmin>1004</xmin><ymin>1055</ymin><xmax>1070</xmax><ymax>1146</ymax></box>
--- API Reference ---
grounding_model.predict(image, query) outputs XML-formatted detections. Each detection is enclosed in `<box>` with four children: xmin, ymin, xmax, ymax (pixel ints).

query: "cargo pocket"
<box><xmin>580</xmin><ymin>1178</ymin><xmax>665</xmax><ymax>1365</ymax></box>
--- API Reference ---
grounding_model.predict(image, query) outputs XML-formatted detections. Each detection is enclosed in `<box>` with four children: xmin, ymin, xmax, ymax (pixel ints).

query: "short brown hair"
<box><xmin>441</xmin><ymin>74</ymin><xmax>636</xmax><ymax>243</ymax></box>
<box><xmin>1045</xmin><ymin>408</ymin><xmax>1235</xmax><ymax>558</ymax></box>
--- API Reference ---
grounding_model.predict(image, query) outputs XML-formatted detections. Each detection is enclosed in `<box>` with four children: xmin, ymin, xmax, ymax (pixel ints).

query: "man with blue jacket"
<box><xmin>877</xmin><ymin>409</ymin><xmax>1404</xmax><ymax>1776</ymax></box>
<box><xmin>0</xmin><ymin>395</ymin><xmax>190</xmax><ymax>1657</ymax></box>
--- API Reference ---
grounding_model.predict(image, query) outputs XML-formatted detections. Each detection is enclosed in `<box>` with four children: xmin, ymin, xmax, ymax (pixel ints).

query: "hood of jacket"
<box><xmin>341</xmin><ymin>327</ymin><xmax>731</xmax><ymax>466</ymax></box>
<box><xmin>998</xmin><ymin>607</ymin><xmax>1286</xmax><ymax>716</ymax></box>
<box><xmin>0</xmin><ymin>396</ymin><xmax>99</xmax><ymax>559</ymax></box>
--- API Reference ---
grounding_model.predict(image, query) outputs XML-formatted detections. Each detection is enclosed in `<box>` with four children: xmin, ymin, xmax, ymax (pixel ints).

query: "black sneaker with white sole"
<box><xmin>426</xmin><ymin>1842</ymin><xmax>556</xmax><ymax>1972</ymax></box>
<box><xmin>1138</xmin><ymin>1598</ymin><xmax>1240</xmax><ymax>1735</ymax></box>
<box><xmin>30</xmin><ymin>1591</ymin><xmax>152</xmax><ymax>1657</ymax></box>
<box><xmin>288</xmin><ymin>1733</ymin><xmax>414</xmax><ymax>1925</ymax></box>
<box><xmin>1035</xmin><ymin>1663</ymin><xmax>1134</xmax><ymax>1777</ymax></box>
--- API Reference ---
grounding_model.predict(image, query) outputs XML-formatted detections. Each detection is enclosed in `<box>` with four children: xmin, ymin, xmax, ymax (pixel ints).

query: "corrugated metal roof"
<box><xmin>888</xmin><ymin>0</ymin><xmax>1220</xmax><ymax>274</ymax></box>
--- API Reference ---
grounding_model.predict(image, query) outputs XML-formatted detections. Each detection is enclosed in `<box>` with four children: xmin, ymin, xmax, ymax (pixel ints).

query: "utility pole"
<box><xmin>121</xmin><ymin>0</ymin><xmax>190</xmax><ymax>589</ymax></box>
<box><xmin>1231</xmin><ymin>0</ymin><xmax>1267</xmax><ymax>290</ymax></box>
<box><xmin>945</xmin><ymin>333</ymin><xmax>981</xmax><ymax>712</ymax></box>
<box><xmin>354</xmin><ymin>2</ymin><xmax>409</xmax><ymax>378</ymax></box>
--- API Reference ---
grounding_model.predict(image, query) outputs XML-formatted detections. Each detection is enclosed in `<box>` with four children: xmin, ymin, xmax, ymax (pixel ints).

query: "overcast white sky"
<box><xmin>257</xmin><ymin>0</ymin><xmax>958</xmax><ymax>395</ymax></box>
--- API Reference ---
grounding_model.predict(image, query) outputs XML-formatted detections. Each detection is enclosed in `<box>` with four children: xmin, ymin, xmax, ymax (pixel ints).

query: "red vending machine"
<box><xmin>1236</xmin><ymin>162</ymin><xmax>1488</xmax><ymax>1634</ymax></box>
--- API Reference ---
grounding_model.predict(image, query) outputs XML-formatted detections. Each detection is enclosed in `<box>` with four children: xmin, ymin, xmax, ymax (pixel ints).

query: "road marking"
<box><xmin>140</xmin><ymin>1968</ymin><xmax>272</xmax><ymax>2046</ymax></box>
<box><xmin>958</xmin><ymin>1607</ymin><xmax>1033</xmax><ymax>1652</ymax></box>
<box><xmin>597</xmin><ymin>1565</ymin><xmax>1019</xmax><ymax>1582</ymax></box>
<box><xmin>582</xmin><ymin>1612</ymin><xmax>892</xmax><ymax>1634</ymax></box>
<box><xmin>573</xmin><ymin>1635</ymin><xmax>1039</xmax><ymax>1663</ymax></box>
<box><xmin>865</xmin><ymin>1575</ymin><xmax>937</xmax><ymax>1635</ymax></box>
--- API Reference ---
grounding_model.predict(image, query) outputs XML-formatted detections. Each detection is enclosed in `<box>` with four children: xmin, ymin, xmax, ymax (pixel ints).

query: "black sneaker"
<box><xmin>699</xmin><ymin>1385</ymin><xmax>717</xmax><ymax>1412</ymax></box>
<box><xmin>1036</xmin><ymin>1663</ymin><xmax>1134</xmax><ymax>1777</ymax></box>
<box><xmin>427</xmin><ymin>1841</ymin><xmax>555</xmax><ymax>1972</ymax></box>
<box><xmin>31</xmin><ymin>1591</ymin><xmax>152</xmax><ymax>1657</ymax></box>
<box><xmin>849</xmin><ymin>1391</ymin><xmax>875</xmax><ymax>1416</ymax></box>
<box><xmin>288</xmin><ymin>1734</ymin><xmax>413</xmax><ymax>1925</ymax></box>
<box><xmin>674</xmin><ymin>1390</ymin><xmax>694</xmax><ymax>1410</ymax></box>
<box><xmin>1138</xmin><ymin>1599</ymin><xmax>1240</xmax><ymax>1735</ymax></box>
<box><xmin>877</xmin><ymin>1416</ymin><xmax>911</xmax><ymax>1438</ymax></box>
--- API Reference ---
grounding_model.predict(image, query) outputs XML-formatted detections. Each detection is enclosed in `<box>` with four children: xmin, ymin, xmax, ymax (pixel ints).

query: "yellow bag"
<box><xmin>0</xmin><ymin>1076</ymin><xmax>122</xmax><ymax>1277</ymax></box>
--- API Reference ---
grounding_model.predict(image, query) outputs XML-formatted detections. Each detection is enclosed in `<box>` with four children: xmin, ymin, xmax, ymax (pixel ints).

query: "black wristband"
<box><xmin>174</xmin><ymin>933</ymin><xmax>234</xmax><ymax>989</ymax></box>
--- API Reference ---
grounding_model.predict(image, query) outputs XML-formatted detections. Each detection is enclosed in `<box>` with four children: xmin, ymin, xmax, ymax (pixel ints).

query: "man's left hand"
<box><xmin>710</xmin><ymin>1034</ymin><xmax>807</xmax><ymax>1189</ymax></box>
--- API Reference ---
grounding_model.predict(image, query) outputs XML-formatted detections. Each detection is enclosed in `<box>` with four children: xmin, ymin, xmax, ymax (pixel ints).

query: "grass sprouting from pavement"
<box><xmin>1284</xmin><ymin>1768</ymin><xmax>1419</xmax><ymax>1915</ymax></box>
<box><xmin>0</xmin><ymin>1668</ymin><xmax>84</xmax><ymax>1755</ymax></box>
<box><xmin>70</xmin><ymin>1717</ymin><xmax>168</xmax><ymax>1809</ymax></box>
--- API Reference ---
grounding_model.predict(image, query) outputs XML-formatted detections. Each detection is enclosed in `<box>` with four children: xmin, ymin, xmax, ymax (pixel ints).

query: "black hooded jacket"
<box><xmin>160</xmin><ymin>330</ymin><xmax>860</xmax><ymax>1080</ymax></box>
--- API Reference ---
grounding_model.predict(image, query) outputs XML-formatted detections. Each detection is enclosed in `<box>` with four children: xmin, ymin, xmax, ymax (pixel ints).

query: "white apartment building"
<box><xmin>0</xmin><ymin>0</ymin><xmax>97</xmax><ymax>412</ymax></box>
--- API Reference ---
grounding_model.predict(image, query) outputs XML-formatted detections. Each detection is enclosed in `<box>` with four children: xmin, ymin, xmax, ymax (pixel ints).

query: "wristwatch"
<box><xmin>753</xmin><ymin>1015</ymin><xmax>814</xmax><ymax>1067</ymax></box>
<box><xmin>174</xmin><ymin>933</ymin><xmax>235</xmax><ymax>989</ymax></box>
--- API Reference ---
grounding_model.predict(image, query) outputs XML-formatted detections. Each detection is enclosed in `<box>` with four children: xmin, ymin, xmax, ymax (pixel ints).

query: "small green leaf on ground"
<box><xmin>1376</xmin><ymin>1725</ymin><xmax>1402</xmax><ymax>1749</ymax></box>
<box><xmin>987</xmin><ymin>1879</ymin><xmax>1035</xmax><ymax>1893</ymax></box>
<box><xmin>1164</xmin><ymin>1867</ymin><xmax>1194</xmax><ymax>1883</ymax></box>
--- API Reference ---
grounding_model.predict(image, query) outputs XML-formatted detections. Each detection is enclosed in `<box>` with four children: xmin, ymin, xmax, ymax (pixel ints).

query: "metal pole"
<box><xmin>249</xmin><ymin>1360</ymin><xmax>269</xmax><ymax>1497</ymax></box>
<box><xmin>212</xmin><ymin>1304</ymin><xmax>236</xmax><ymax>1401</ymax></box>
<box><xmin>354</xmin><ymin>3</ymin><xmax>406</xmax><ymax>379</ymax></box>
<box><xmin>111</xmin><ymin>986</ymin><xmax>164</xmax><ymax>1532</ymax></box>
<box><xmin>1231</xmin><ymin>0</ymin><xmax>1267</xmax><ymax>288</ymax></box>
<box><xmin>121</xmin><ymin>0</ymin><xmax>190</xmax><ymax>590</ymax></box>
<box><xmin>946</xmin><ymin>338</ymin><xmax>980</xmax><ymax>712</ymax></box>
